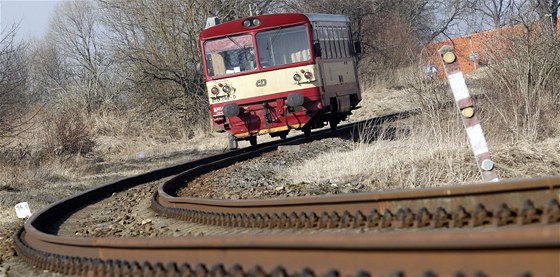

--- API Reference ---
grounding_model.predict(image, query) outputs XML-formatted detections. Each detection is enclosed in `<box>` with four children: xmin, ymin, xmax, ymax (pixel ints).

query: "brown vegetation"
<box><xmin>0</xmin><ymin>0</ymin><xmax>558</xmax><ymax>212</ymax></box>
<box><xmin>0</xmin><ymin>3</ymin><xmax>559</xmax><ymax>274</ymax></box>
<box><xmin>0</xmin><ymin>26</ymin><xmax>31</xmax><ymax>145</ymax></box>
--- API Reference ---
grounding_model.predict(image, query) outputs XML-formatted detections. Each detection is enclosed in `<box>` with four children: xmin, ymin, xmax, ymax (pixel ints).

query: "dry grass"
<box><xmin>2</xmin><ymin>28</ymin><xmax>560</xmax><ymax>222</ymax></box>
<box><xmin>286</xmin><ymin>116</ymin><xmax>480</xmax><ymax>190</ymax></box>
<box><xmin>287</xmin><ymin>67</ymin><xmax>560</xmax><ymax>190</ymax></box>
<box><xmin>0</xmin><ymin>108</ymin><xmax>231</xmax><ymax>229</ymax></box>
<box><xmin>288</xmin><ymin>121</ymin><xmax>560</xmax><ymax>190</ymax></box>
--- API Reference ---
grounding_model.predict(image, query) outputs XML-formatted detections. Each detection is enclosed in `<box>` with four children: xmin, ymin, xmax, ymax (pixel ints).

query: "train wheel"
<box><xmin>303</xmin><ymin>128</ymin><xmax>311</xmax><ymax>138</ymax></box>
<box><xmin>249</xmin><ymin>136</ymin><xmax>257</xmax><ymax>146</ymax></box>
<box><xmin>329</xmin><ymin>118</ymin><xmax>338</xmax><ymax>131</ymax></box>
<box><xmin>228</xmin><ymin>134</ymin><xmax>238</xmax><ymax>150</ymax></box>
<box><xmin>278</xmin><ymin>130</ymin><xmax>289</xmax><ymax>140</ymax></box>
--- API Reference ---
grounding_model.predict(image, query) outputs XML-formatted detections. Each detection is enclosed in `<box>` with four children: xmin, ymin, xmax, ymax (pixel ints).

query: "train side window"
<box><xmin>337</xmin><ymin>28</ymin><xmax>344</xmax><ymax>58</ymax></box>
<box><xmin>331</xmin><ymin>27</ymin><xmax>338</xmax><ymax>59</ymax></box>
<box><xmin>334</xmin><ymin>27</ymin><xmax>342</xmax><ymax>58</ymax></box>
<box><xmin>337</xmin><ymin>27</ymin><xmax>345</xmax><ymax>58</ymax></box>
<box><xmin>312</xmin><ymin>26</ymin><xmax>321</xmax><ymax>57</ymax></box>
<box><xmin>322</xmin><ymin>27</ymin><xmax>332</xmax><ymax>59</ymax></box>
<box><xmin>338</xmin><ymin>27</ymin><xmax>348</xmax><ymax>58</ymax></box>
<box><xmin>342</xmin><ymin>27</ymin><xmax>351</xmax><ymax>58</ymax></box>
<box><xmin>327</xmin><ymin>27</ymin><xmax>337</xmax><ymax>59</ymax></box>
<box><xmin>317</xmin><ymin>27</ymin><xmax>326</xmax><ymax>59</ymax></box>
<box><xmin>312</xmin><ymin>25</ymin><xmax>319</xmax><ymax>41</ymax></box>
<box><xmin>315</xmin><ymin>24</ymin><xmax>353</xmax><ymax>60</ymax></box>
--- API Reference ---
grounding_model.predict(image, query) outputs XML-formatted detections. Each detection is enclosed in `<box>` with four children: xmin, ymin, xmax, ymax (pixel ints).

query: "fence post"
<box><xmin>438</xmin><ymin>45</ymin><xmax>499</xmax><ymax>182</ymax></box>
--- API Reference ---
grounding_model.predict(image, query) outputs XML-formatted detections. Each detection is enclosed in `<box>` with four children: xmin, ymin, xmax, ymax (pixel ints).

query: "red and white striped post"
<box><xmin>438</xmin><ymin>45</ymin><xmax>499</xmax><ymax>182</ymax></box>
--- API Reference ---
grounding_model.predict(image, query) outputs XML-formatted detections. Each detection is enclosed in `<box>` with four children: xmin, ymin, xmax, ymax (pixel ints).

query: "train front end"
<box><xmin>200</xmin><ymin>14</ymin><xmax>322</xmax><ymax>146</ymax></box>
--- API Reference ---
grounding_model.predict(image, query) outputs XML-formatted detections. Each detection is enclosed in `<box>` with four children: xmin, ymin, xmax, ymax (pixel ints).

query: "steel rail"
<box><xmin>12</xmin><ymin>111</ymin><xmax>560</xmax><ymax>276</ymax></box>
<box><xmin>15</xmin><ymin>224</ymin><xmax>560</xmax><ymax>276</ymax></box>
<box><xmin>14</xmin><ymin>113</ymin><xmax>419</xmax><ymax>274</ymax></box>
<box><xmin>155</xmin><ymin>173</ymin><xmax>560</xmax><ymax>230</ymax></box>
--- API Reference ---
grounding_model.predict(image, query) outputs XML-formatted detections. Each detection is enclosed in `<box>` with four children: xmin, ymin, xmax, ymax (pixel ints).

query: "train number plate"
<box><xmin>211</xmin><ymin>95</ymin><xmax>237</xmax><ymax>103</ymax></box>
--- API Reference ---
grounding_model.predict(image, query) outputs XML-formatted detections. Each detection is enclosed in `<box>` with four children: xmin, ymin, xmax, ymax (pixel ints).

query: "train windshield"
<box><xmin>256</xmin><ymin>25</ymin><xmax>311</xmax><ymax>68</ymax></box>
<box><xmin>204</xmin><ymin>34</ymin><xmax>256</xmax><ymax>77</ymax></box>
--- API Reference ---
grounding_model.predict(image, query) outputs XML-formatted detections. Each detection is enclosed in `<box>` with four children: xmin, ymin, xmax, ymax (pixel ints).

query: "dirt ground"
<box><xmin>1</xmin><ymin>84</ymin><xmax>559</xmax><ymax>276</ymax></box>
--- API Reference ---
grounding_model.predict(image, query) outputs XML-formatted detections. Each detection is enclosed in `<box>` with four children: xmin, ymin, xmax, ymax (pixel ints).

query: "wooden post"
<box><xmin>439</xmin><ymin>45</ymin><xmax>499</xmax><ymax>182</ymax></box>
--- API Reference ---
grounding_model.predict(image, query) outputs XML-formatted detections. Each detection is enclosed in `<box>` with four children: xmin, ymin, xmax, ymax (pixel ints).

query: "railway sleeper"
<box><xmin>351</xmin><ymin>211</ymin><xmax>366</xmax><ymax>228</ymax></box>
<box><xmin>543</xmin><ymin>199</ymin><xmax>560</xmax><ymax>224</ymax></box>
<box><xmin>393</xmin><ymin>208</ymin><xmax>415</xmax><ymax>228</ymax></box>
<box><xmin>414</xmin><ymin>207</ymin><xmax>433</xmax><ymax>228</ymax></box>
<box><xmin>161</xmin><ymin>199</ymin><xmax>559</xmax><ymax>233</ymax></box>
<box><xmin>470</xmin><ymin>204</ymin><xmax>493</xmax><ymax>227</ymax></box>
<box><xmin>13</xmin><ymin>234</ymin><xmax>549</xmax><ymax>277</ymax></box>
<box><xmin>339</xmin><ymin>211</ymin><xmax>354</xmax><ymax>228</ymax></box>
<box><xmin>492</xmin><ymin>203</ymin><xmax>517</xmax><ymax>226</ymax></box>
<box><xmin>365</xmin><ymin>209</ymin><xmax>382</xmax><ymax>228</ymax></box>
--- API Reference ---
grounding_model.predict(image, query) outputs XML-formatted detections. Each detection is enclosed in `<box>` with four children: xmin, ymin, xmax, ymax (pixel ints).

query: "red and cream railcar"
<box><xmin>199</xmin><ymin>13</ymin><xmax>361</xmax><ymax>147</ymax></box>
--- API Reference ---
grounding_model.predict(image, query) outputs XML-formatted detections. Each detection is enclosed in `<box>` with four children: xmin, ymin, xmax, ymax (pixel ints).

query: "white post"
<box><xmin>439</xmin><ymin>45</ymin><xmax>499</xmax><ymax>182</ymax></box>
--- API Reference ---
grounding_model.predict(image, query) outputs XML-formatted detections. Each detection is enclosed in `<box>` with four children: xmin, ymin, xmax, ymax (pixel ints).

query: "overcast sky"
<box><xmin>1</xmin><ymin>0</ymin><xmax>62</xmax><ymax>40</ymax></box>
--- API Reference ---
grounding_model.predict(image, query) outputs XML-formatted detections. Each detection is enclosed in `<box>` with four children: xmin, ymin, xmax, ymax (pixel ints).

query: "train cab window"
<box><xmin>204</xmin><ymin>34</ymin><xmax>256</xmax><ymax>77</ymax></box>
<box><xmin>256</xmin><ymin>25</ymin><xmax>311</xmax><ymax>68</ymax></box>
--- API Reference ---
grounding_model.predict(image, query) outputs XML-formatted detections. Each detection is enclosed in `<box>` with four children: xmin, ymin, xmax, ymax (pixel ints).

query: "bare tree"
<box><xmin>475</xmin><ymin>0</ymin><xmax>560</xmax><ymax>141</ymax></box>
<box><xmin>532</xmin><ymin>0</ymin><xmax>559</xmax><ymax>34</ymax></box>
<box><xmin>95</xmin><ymin>0</ymin><xmax>274</xmax><ymax>132</ymax></box>
<box><xmin>0</xmin><ymin>25</ymin><xmax>30</xmax><ymax>144</ymax></box>
<box><xmin>281</xmin><ymin>0</ymin><xmax>378</xmax><ymax>61</ymax></box>
<box><xmin>97</xmin><ymin>0</ymin><xmax>203</xmax><ymax>122</ymax></box>
<box><xmin>46</xmin><ymin>0</ymin><xmax>111</xmax><ymax>113</ymax></box>
<box><xmin>29</xmin><ymin>35</ymin><xmax>71</xmax><ymax>96</ymax></box>
<box><xmin>466</xmin><ymin>0</ymin><xmax>515</xmax><ymax>29</ymax></box>
<box><xmin>282</xmin><ymin>0</ymin><xmax>467</xmax><ymax>79</ymax></box>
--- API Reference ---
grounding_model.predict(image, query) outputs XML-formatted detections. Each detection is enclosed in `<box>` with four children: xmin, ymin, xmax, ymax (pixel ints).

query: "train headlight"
<box><xmin>242</xmin><ymin>18</ymin><xmax>261</xmax><ymax>28</ymax></box>
<box><xmin>222</xmin><ymin>85</ymin><xmax>231</xmax><ymax>93</ymax></box>
<box><xmin>304</xmin><ymin>71</ymin><xmax>313</xmax><ymax>79</ymax></box>
<box><xmin>293</xmin><ymin>73</ymin><xmax>302</xmax><ymax>82</ymax></box>
<box><xmin>211</xmin><ymin>87</ymin><xmax>219</xmax><ymax>95</ymax></box>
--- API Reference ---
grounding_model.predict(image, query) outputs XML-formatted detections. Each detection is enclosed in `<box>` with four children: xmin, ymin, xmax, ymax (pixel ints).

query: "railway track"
<box><xmin>13</xmin><ymin>112</ymin><xmax>560</xmax><ymax>277</ymax></box>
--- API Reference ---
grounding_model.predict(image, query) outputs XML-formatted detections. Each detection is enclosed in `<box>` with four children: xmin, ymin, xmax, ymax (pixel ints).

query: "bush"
<box><xmin>477</xmin><ymin>23</ymin><xmax>560</xmax><ymax>142</ymax></box>
<box><xmin>0</xmin><ymin>26</ymin><xmax>30</xmax><ymax>145</ymax></box>
<box><xmin>45</xmin><ymin>109</ymin><xmax>95</xmax><ymax>157</ymax></box>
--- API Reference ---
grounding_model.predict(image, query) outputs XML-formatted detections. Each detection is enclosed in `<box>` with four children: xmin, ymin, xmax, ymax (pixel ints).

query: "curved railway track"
<box><xmin>13</xmin><ymin>112</ymin><xmax>560</xmax><ymax>277</ymax></box>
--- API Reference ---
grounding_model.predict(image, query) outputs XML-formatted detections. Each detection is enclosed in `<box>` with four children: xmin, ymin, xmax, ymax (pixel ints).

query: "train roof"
<box><xmin>200</xmin><ymin>13</ymin><xmax>349</xmax><ymax>39</ymax></box>
<box><xmin>304</xmin><ymin>13</ymin><xmax>349</xmax><ymax>23</ymax></box>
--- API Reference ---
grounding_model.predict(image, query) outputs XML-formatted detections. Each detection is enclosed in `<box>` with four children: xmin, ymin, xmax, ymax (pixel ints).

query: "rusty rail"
<box><xmin>16</xmin><ymin>224</ymin><xmax>560</xmax><ymax>276</ymax></box>
<box><xmin>12</xmin><ymin>111</ymin><xmax>560</xmax><ymax>276</ymax></box>
<box><xmin>154</xmin><ymin>176</ymin><xmax>560</xmax><ymax>230</ymax></box>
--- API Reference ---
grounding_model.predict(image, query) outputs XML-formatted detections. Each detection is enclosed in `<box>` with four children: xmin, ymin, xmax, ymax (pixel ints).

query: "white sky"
<box><xmin>1</xmin><ymin>0</ymin><xmax>62</xmax><ymax>40</ymax></box>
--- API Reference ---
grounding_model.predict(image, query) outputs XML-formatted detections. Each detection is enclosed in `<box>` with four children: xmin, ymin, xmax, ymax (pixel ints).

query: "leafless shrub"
<box><xmin>400</xmin><ymin>61</ymin><xmax>465</xmax><ymax>145</ymax></box>
<box><xmin>44</xmin><ymin>109</ymin><xmax>95</xmax><ymax>157</ymax></box>
<box><xmin>96</xmin><ymin>0</ymin><xmax>233</xmax><ymax>134</ymax></box>
<box><xmin>0</xmin><ymin>25</ymin><xmax>31</xmax><ymax>146</ymax></box>
<box><xmin>477</xmin><ymin>21</ymin><xmax>560</xmax><ymax>142</ymax></box>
